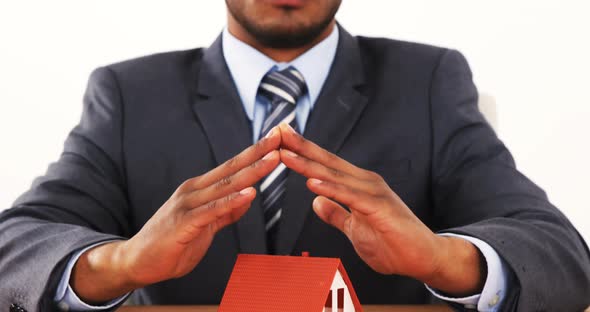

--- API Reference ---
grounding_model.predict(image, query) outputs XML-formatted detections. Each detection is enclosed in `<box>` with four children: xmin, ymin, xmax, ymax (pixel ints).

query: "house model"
<box><xmin>218</xmin><ymin>252</ymin><xmax>363</xmax><ymax>312</ymax></box>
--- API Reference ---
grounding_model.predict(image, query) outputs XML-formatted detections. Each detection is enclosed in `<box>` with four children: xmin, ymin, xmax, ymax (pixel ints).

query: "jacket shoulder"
<box><xmin>103</xmin><ymin>48</ymin><xmax>204</xmax><ymax>82</ymax></box>
<box><xmin>356</xmin><ymin>36</ymin><xmax>450</xmax><ymax>74</ymax></box>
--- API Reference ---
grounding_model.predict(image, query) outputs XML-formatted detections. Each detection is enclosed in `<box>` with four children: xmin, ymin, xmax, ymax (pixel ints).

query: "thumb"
<box><xmin>312</xmin><ymin>196</ymin><xmax>351</xmax><ymax>238</ymax></box>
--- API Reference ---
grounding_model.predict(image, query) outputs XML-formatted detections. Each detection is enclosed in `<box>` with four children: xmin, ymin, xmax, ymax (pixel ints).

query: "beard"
<box><xmin>226</xmin><ymin>0</ymin><xmax>341</xmax><ymax>49</ymax></box>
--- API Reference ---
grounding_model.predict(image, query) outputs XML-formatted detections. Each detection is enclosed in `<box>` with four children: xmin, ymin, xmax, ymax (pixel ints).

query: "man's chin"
<box><xmin>227</xmin><ymin>0</ymin><xmax>339</xmax><ymax>49</ymax></box>
<box><xmin>244</xmin><ymin>17</ymin><xmax>331</xmax><ymax>49</ymax></box>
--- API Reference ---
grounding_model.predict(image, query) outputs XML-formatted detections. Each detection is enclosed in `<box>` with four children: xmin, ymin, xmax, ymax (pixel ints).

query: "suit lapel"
<box><xmin>275</xmin><ymin>26</ymin><xmax>368</xmax><ymax>255</ymax></box>
<box><xmin>190</xmin><ymin>35</ymin><xmax>267</xmax><ymax>254</ymax></box>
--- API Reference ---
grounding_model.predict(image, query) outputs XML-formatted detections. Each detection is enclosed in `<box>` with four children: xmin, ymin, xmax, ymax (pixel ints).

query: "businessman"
<box><xmin>1</xmin><ymin>0</ymin><xmax>589</xmax><ymax>311</ymax></box>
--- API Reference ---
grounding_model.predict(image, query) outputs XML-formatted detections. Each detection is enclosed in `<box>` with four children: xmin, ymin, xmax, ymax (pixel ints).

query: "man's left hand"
<box><xmin>278</xmin><ymin>123</ymin><xmax>486</xmax><ymax>296</ymax></box>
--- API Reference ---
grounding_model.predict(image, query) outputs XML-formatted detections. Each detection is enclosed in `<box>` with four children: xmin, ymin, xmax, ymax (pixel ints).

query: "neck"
<box><xmin>227</xmin><ymin>15</ymin><xmax>335</xmax><ymax>63</ymax></box>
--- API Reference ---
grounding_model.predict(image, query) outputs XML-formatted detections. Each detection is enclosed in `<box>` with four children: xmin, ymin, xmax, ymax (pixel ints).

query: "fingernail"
<box><xmin>264</xmin><ymin>127</ymin><xmax>276</xmax><ymax>139</ymax></box>
<box><xmin>239</xmin><ymin>187</ymin><xmax>254</xmax><ymax>196</ymax></box>
<box><xmin>309</xmin><ymin>178</ymin><xmax>323</xmax><ymax>185</ymax></box>
<box><xmin>283</xmin><ymin>149</ymin><xmax>298</xmax><ymax>158</ymax></box>
<box><xmin>312</xmin><ymin>196</ymin><xmax>322</xmax><ymax>207</ymax></box>
<box><xmin>262</xmin><ymin>151</ymin><xmax>274</xmax><ymax>160</ymax></box>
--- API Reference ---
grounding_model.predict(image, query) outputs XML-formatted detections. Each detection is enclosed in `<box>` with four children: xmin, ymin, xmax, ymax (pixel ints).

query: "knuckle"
<box><xmin>324</xmin><ymin>150</ymin><xmax>338</xmax><ymax>162</ymax></box>
<box><xmin>206</xmin><ymin>199</ymin><xmax>218</xmax><ymax>211</ymax></box>
<box><xmin>176</xmin><ymin>192</ymin><xmax>191</xmax><ymax>207</ymax></box>
<box><xmin>366</xmin><ymin>170</ymin><xmax>383</xmax><ymax>181</ymax></box>
<box><xmin>179</xmin><ymin>178</ymin><xmax>194</xmax><ymax>191</ymax></box>
<box><xmin>186</xmin><ymin>175</ymin><xmax>205</xmax><ymax>191</ymax></box>
<box><xmin>171</xmin><ymin>193</ymin><xmax>188</xmax><ymax>209</ymax></box>
<box><xmin>225</xmin><ymin>193</ymin><xmax>236</xmax><ymax>205</ymax></box>
<box><xmin>225</xmin><ymin>155</ymin><xmax>240</xmax><ymax>170</ymax></box>
<box><xmin>254</xmin><ymin>138</ymin><xmax>266</xmax><ymax>152</ymax></box>
<box><xmin>365</xmin><ymin>185</ymin><xmax>381</xmax><ymax>197</ymax></box>
<box><xmin>250</xmin><ymin>158</ymin><xmax>262</xmax><ymax>169</ymax></box>
<box><xmin>340</xmin><ymin>186</ymin><xmax>361</xmax><ymax>206</ymax></box>
<box><xmin>216</xmin><ymin>176</ymin><xmax>233</xmax><ymax>189</ymax></box>
<box><xmin>186</xmin><ymin>192</ymin><xmax>204</xmax><ymax>208</ymax></box>
<box><xmin>335</xmin><ymin>183</ymin><xmax>349</xmax><ymax>195</ymax></box>
<box><xmin>328</xmin><ymin>167</ymin><xmax>345</xmax><ymax>178</ymax></box>
<box><xmin>191</xmin><ymin>175</ymin><xmax>205</xmax><ymax>188</ymax></box>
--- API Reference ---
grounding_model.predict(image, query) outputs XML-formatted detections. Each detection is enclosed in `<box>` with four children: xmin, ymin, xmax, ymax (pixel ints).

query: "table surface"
<box><xmin>119</xmin><ymin>305</ymin><xmax>452</xmax><ymax>312</ymax></box>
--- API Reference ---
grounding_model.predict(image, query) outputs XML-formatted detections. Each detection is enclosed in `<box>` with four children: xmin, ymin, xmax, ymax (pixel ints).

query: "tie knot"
<box><xmin>259</xmin><ymin>66</ymin><xmax>307</xmax><ymax>106</ymax></box>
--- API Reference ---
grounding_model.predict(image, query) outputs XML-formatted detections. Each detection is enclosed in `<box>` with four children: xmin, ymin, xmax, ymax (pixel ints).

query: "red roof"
<box><xmin>218</xmin><ymin>254</ymin><xmax>363</xmax><ymax>312</ymax></box>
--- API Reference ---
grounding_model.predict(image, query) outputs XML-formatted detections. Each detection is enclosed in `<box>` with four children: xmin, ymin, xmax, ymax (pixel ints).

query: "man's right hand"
<box><xmin>70</xmin><ymin>128</ymin><xmax>282</xmax><ymax>304</ymax></box>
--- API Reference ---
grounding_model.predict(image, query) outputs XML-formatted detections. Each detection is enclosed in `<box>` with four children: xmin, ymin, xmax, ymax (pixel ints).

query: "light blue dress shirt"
<box><xmin>222</xmin><ymin>27</ymin><xmax>337</xmax><ymax>139</ymax></box>
<box><xmin>55</xmin><ymin>26</ymin><xmax>508</xmax><ymax>312</ymax></box>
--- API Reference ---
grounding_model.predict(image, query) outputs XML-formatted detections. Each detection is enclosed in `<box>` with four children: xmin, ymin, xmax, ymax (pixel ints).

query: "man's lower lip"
<box><xmin>265</xmin><ymin>0</ymin><xmax>305</xmax><ymax>8</ymax></box>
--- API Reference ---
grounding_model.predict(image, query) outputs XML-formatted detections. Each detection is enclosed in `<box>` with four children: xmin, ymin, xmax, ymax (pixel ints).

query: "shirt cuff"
<box><xmin>54</xmin><ymin>241</ymin><xmax>130</xmax><ymax>311</ymax></box>
<box><xmin>425</xmin><ymin>234</ymin><xmax>509</xmax><ymax>312</ymax></box>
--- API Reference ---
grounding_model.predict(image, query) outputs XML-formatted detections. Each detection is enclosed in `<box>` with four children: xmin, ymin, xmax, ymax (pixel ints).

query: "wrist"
<box><xmin>113</xmin><ymin>239</ymin><xmax>147</xmax><ymax>289</ymax></box>
<box><xmin>71</xmin><ymin>240</ymin><xmax>141</xmax><ymax>304</ymax></box>
<box><xmin>422</xmin><ymin>236</ymin><xmax>487</xmax><ymax>297</ymax></box>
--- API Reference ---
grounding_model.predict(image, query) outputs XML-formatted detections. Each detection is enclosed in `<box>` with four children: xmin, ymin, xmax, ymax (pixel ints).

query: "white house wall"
<box><xmin>326</xmin><ymin>270</ymin><xmax>355</xmax><ymax>312</ymax></box>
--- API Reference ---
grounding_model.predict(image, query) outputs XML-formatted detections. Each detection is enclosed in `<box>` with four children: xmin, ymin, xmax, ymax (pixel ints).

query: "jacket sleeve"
<box><xmin>0</xmin><ymin>67</ymin><xmax>131</xmax><ymax>311</ymax></box>
<box><xmin>428</xmin><ymin>49</ymin><xmax>590</xmax><ymax>311</ymax></box>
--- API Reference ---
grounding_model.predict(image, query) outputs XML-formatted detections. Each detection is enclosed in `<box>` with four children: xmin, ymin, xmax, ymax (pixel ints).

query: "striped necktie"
<box><xmin>258</xmin><ymin>66</ymin><xmax>307</xmax><ymax>254</ymax></box>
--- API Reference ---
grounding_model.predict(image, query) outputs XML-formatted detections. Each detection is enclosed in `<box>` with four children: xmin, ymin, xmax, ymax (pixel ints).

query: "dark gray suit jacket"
<box><xmin>1</xmin><ymin>27</ymin><xmax>589</xmax><ymax>311</ymax></box>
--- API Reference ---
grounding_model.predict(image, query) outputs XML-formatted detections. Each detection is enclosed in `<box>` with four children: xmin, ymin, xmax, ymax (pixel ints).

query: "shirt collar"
<box><xmin>222</xmin><ymin>26</ymin><xmax>339</xmax><ymax>121</ymax></box>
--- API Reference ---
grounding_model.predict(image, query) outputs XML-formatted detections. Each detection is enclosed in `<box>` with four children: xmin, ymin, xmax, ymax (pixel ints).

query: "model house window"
<box><xmin>324</xmin><ymin>290</ymin><xmax>333</xmax><ymax>311</ymax></box>
<box><xmin>324</xmin><ymin>288</ymin><xmax>345</xmax><ymax>312</ymax></box>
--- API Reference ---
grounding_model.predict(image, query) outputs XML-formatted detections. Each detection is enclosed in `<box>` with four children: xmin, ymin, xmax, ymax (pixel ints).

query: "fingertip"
<box><xmin>308</xmin><ymin>178</ymin><xmax>323</xmax><ymax>186</ymax></box>
<box><xmin>312</xmin><ymin>196</ymin><xmax>326</xmax><ymax>215</ymax></box>
<box><xmin>312</xmin><ymin>196</ymin><xmax>336</xmax><ymax>227</ymax></box>
<box><xmin>260</xmin><ymin>151</ymin><xmax>281</xmax><ymax>176</ymax></box>
<box><xmin>306</xmin><ymin>178</ymin><xmax>324</xmax><ymax>192</ymax></box>
<box><xmin>312</xmin><ymin>195</ymin><xmax>321</xmax><ymax>206</ymax></box>
<box><xmin>261</xmin><ymin>127</ymin><xmax>282</xmax><ymax>152</ymax></box>
<box><xmin>264</xmin><ymin>127</ymin><xmax>277</xmax><ymax>139</ymax></box>
<box><xmin>279</xmin><ymin>122</ymin><xmax>295</xmax><ymax>134</ymax></box>
<box><xmin>278</xmin><ymin>123</ymin><xmax>298</xmax><ymax>144</ymax></box>
<box><xmin>268</xmin><ymin>150</ymin><xmax>282</xmax><ymax>166</ymax></box>
<box><xmin>262</xmin><ymin>150</ymin><xmax>279</xmax><ymax>161</ymax></box>
<box><xmin>279</xmin><ymin>149</ymin><xmax>300</xmax><ymax>168</ymax></box>
<box><xmin>280</xmin><ymin>148</ymin><xmax>298</xmax><ymax>159</ymax></box>
<box><xmin>273</xmin><ymin>125</ymin><xmax>283</xmax><ymax>137</ymax></box>
<box><xmin>270</xmin><ymin>128</ymin><xmax>282</xmax><ymax>145</ymax></box>
<box><xmin>239</xmin><ymin>186</ymin><xmax>256</xmax><ymax>198</ymax></box>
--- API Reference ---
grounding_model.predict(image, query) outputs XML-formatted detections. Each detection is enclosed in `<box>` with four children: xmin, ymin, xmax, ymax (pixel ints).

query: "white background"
<box><xmin>1</xmin><ymin>1</ymin><xmax>589</xmax><ymax>242</ymax></box>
